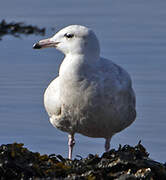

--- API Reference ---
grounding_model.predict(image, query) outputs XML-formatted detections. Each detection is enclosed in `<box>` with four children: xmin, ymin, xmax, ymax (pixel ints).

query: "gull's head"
<box><xmin>33</xmin><ymin>25</ymin><xmax>100</xmax><ymax>57</ymax></box>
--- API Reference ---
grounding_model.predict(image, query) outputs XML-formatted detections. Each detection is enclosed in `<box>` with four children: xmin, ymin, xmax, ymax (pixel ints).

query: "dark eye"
<box><xmin>64</xmin><ymin>33</ymin><xmax>74</xmax><ymax>39</ymax></box>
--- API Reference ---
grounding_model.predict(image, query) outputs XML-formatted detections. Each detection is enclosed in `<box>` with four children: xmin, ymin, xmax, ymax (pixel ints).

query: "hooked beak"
<box><xmin>33</xmin><ymin>38</ymin><xmax>59</xmax><ymax>49</ymax></box>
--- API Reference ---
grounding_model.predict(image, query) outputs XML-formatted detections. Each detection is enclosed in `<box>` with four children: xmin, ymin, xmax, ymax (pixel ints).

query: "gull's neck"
<box><xmin>59</xmin><ymin>53</ymin><xmax>100</xmax><ymax>76</ymax></box>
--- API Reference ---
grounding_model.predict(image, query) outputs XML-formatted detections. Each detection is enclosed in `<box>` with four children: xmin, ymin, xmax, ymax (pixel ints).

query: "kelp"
<box><xmin>0</xmin><ymin>142</ymin><xmax>166</xmax><ymax>179</ymax></box>
<box><xmin>0</xmin><ymin>20</ymin><xmax>45</xmax><ymax>40</ymax></box>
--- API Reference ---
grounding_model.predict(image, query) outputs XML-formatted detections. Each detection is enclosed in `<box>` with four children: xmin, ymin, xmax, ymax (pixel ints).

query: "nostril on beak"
<box><xmin>33</xmin><ymin>43</ymin><xmax>42</xmax><ymax>49</ymax></box>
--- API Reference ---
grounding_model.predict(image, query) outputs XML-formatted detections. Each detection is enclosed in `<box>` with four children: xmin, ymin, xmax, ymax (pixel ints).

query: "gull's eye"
<box><xmin>64</xmin><ymin>33</ymin><xmax>74</xmax><ymax>39</ymax></box>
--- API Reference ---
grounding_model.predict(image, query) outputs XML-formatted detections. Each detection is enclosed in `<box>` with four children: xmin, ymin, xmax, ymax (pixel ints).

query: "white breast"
<box><xmin>44</xmin><ymin>77</ymin><xmax>61</xmax><ymax>117</ymax></box>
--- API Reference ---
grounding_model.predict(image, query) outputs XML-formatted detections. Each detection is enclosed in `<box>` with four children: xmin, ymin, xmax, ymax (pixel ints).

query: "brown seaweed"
<box><xmin>0</xmin><ymin>19</ymin><xmax>45</xmax><ymax>40</ymax></box>
<box><xmin>0</xmin><ymin>142</ymin><xmax>166</xmax><ymax>179</ymax></box>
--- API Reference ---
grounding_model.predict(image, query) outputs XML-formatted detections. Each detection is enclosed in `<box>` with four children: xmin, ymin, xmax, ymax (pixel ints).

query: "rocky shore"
<box><xmin>0</xmin><ymin>142</ymin><xmax>166</xmax><ymax>179</ymax></box>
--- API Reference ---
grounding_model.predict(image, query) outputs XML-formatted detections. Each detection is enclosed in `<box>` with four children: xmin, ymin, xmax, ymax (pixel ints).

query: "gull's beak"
<box><xmin>33</xmin><ymin>38</ymin><xmax>59</xmax><ymax>49</ymax></box>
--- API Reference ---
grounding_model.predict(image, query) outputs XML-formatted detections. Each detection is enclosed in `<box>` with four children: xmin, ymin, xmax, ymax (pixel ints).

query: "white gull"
<box><xmin>33</xmin><ymin>25</ymin><xmax>136</xmax><ymax>159</ymax></box>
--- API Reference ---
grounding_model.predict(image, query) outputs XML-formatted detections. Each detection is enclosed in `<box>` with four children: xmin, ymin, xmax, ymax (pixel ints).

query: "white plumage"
<box><xmin>33</xmin><ymin>25</ymin><xmax>136</xmax><ymax>159</ymax></box>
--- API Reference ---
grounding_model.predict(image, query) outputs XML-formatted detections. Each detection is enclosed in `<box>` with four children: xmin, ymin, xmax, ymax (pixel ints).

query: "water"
<box><xmin>1</xmin><ymin>0</ymin><xmax>166</xmax><ymax>162</ymax></box>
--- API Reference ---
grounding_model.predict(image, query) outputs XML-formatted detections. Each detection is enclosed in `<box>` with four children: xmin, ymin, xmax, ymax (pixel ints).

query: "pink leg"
<box><xmin>68</xmin><ymin>134</ymin><xmax>75</xmax><ymax>159</ymax></box>
<box><xmin>105</xmin><ymin>138</ymin><xmax>111</xmax><ymax>152</ymax></box>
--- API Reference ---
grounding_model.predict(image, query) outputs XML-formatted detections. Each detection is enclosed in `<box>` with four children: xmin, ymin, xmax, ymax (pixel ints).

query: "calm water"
<box><xmin>1</xmin><ymin>0</ymin><xmax>166</xmax><ymax>162</ymax></box>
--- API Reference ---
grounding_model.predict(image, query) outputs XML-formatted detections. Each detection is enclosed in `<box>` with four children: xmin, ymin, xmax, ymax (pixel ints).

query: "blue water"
<box><xmin>1</xmin><ymin>0</ymin><xmax>166</xmax><ymax>162</ymax></box>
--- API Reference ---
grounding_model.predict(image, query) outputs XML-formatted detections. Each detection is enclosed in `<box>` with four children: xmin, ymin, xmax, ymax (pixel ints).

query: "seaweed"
<box><xmin>0</xmin><ymin>142</ymin><xmax>166</xmax><ymax>179</ymax></box>
<box><xmin>0</xmin><ymin>19</ymin><xmax>45</xmax><ymax>40</ymax></box>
